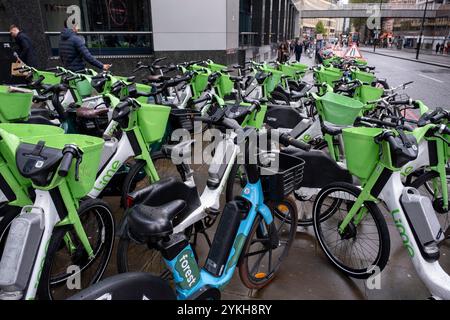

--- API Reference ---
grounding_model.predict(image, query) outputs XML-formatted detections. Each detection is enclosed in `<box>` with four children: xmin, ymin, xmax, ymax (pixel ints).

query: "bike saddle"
<box><xmin>147</xmin><ymin>74</ymin><xmax>165</xmax><ymax>83</ymax></box>
<box><xmin>16</xmin><ymin>141</ymin><xmax>63</xmax><ymax>187</ymax></box>
<box><xmin>76</xmin><ymin>107</ymin><xmax>109</xmax><ymax>119</ymax></box>
<box><xmin>67</xmin><ymin>272</ymin><xmax>176</xmax><ymax>300</ymax></box>
<box><xmin>126</xmin><ymin>177</ymin><xmax>201</xmax><ymax>241</ymax></box>
<box><xmin>128</xmin><ymin>200</ymin><xmax>186</xmax><ymax>240</ymax></box>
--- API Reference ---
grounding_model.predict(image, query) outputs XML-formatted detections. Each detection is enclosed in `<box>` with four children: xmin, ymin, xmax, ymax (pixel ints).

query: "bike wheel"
<box><xmin>313</xmin><ymin>182</ymin><xmax>390</xmax><ymax>279</ymax></box>
<box><xmin>121</xmin><ymin>151</ymin><xmax>182</xmax><ymax>208</ymax></box>
<box><xmin>409</xmin><ymin>168</ymin><xmax>450</xmax><ymax>237</ymax></box>
<box><xmin>238</xmin><ymin>197</ymin><xmax>298</xmax><ymax>289</ymax></box>
<box><xmin>37</xmin><ymin>199</ymin><xmax>115</xmax><ymax>300</ymax></box>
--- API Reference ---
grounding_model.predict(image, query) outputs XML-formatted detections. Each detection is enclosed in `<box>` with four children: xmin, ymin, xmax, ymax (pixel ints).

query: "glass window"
<box><xmin>40</xmin><ymin>0</ymin><xmax>153</xmax><ymax>56</ymax></box>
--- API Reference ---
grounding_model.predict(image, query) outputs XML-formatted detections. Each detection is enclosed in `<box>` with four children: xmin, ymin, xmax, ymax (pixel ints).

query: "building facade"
<box><xmin>299</xmin><ymin>0</ymin><xmax>343</xmax><ymax>39</ymax></box>
<box><xmin>0</xmin><ymin>0</ymin><xmax>299</xmax><ymax>77</ymax></box>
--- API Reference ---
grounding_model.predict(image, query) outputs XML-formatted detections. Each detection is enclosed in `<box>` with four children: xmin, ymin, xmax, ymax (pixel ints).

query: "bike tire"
<box><xmin>37</xmin><ymin>198</ymin><xmax>115</xmax><ymax>300</ymax></box>
<box><xmin>313</xmin><ymin>182</ymin><xmax>390</xmax><ymax>279</ymax></box>
<box><xmin>238</xmin><ymin>197</ymin><xmax>298</xmax><ymax>289</ymax></box>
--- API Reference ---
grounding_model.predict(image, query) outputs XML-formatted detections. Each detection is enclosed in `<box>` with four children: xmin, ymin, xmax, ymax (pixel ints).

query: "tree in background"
<box><xmin>315</xmin><ymin>21</ymin><xmax>326</xmax><ymax>35</ymax></box>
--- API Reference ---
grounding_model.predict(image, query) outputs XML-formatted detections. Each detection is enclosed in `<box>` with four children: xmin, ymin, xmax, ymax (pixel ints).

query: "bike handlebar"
<box><xmin>192</xmin><ymin>94</ymin><xmax>212</xmax><ymax>105</ymax></box>
<box><xmin>279</xmin><ymin>133</ymin><xmax>312</xmax><ymax>151</ymax></box>
<box><xmin>58</xmin><ymin>145</ymin><xmax>82</xmax><ymax>180</ymax></box>
<box><xmin>357</xmin><ymin>116</ymin><xmax>414</xmax><ymax>132</ymax></box>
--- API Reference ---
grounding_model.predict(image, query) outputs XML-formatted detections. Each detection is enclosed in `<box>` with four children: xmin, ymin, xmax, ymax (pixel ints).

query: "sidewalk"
<box><xmin>360</xmin><ymin>46</ymin><xmax>450</xmax><ymax>68</ymax></box>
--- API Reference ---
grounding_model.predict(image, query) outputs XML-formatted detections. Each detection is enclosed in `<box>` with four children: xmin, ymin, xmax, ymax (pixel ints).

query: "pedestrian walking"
<box><xmin>436</xmin><ymin>43</ymin><xmax>441</xmax><ymax>54</ymax></box>
<box><xmin>9</xmin><ymin>24</ymin><xmax>38</xmax><ymax>67</ymax></box>
<box><xmin>440</xmin><ymin>43</ymin><xmax>444</xmax><ymax>54</ymax></box>
<box><xmin>294</xmin><ymin>39</ymin><xmax>303</xmax><ymax>62</ymax></box>
<box><xmin>59</xmin><ymin>21</ymin><xmax>111</xmax><ymax>72</ymax></box>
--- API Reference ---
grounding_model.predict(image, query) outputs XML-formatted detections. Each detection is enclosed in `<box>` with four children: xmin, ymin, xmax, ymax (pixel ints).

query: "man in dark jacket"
<box><xmin>294</xmin><ymin>39</ymin><xmax>303</xmax><ymax>62</ymax></box>
<box><xmin>59</xmin><ymin>22</ymin><xmax>110</xmax><ymax>72</ymax></box>
<box><xmin>9</xmin><ymin>25</ymin><xmax>38</xmax><ymax>67</ymax></box>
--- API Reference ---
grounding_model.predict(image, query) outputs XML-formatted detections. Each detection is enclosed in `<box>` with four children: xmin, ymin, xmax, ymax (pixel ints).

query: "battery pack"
<box><xmin>204</xmin><ymin>197</ymin><xmax>251</xmax><ymax>277</ymax></box>
<box><xmin>0</xmin><ymin>211</ymin><xmax>44</xmax><ymax>292</ymax></box>
<box><xmin>401</xmin><ymin>187</ymin><xmax>444</xmax><ymax>247</ymax></box>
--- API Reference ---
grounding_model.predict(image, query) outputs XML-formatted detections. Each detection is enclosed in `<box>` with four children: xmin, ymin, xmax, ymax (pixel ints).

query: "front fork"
<box><xmin>130</xmin><ymin>127</ymin><xmax>160</xmax><ymax>184</ymax></box>
<box><xmin>338</xmin><ymin>165</ymin><xmax>383</xmax><ymax>234</ymax></box>
<box><xmin>56</xmin><ymin>181</ymin><xmax>94</xmax><ymax>258</ymax></box>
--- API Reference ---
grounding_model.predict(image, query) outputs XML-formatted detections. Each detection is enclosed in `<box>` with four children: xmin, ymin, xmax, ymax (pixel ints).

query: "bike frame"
<box><xmin>335</xmin><ymin>141</ymin><xmax>450</xmax><ymax>299</ymax></box>
<box><xmin>87</xmin><ymin>118</ymin><xmax>161</xmax><ymax>197</ymax></box>
<box><xmin>164</xmin><ymin>173</ymin><xmax>273</xmax><ymax>300</ymax></box>
<box><xmin>173</xmin><ymin>134</ymin><xmax>239</xmax><ymax>234</ymax></box>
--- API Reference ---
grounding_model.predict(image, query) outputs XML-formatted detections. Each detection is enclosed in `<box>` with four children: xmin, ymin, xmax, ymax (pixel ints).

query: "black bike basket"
<box><xmin>169</xmin><ymin>108</ymin><xmax>201</xmax><ymax>133</ymax></box>
<box><xmin>259</xmin><ymin>152</ymin><xmax>305</xmax><ymax>202</ymax></box>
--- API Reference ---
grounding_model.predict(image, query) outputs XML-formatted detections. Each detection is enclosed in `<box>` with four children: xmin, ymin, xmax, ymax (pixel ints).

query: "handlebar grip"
<box><xmin>32</xmin><ymin>75</ymin><xmax>45</xmax><ymax>87</ymax></box>
<box><xmin>431</xmin><ymin>112</ymin><xmax>447</xmax><ymax>124</ymax></box>
<box><xmin>280</xmin><ymin>133</ymin><xmax>311</xmax><ymax>151</ymax></box>
<box><xmin>441</xmin><ymin>126</ymin><xmax>450</xmax><ymax>136</ymax></box>
<box><xmin>357</xmin><ymin>116</ymin><xmax>397</xmax><ymax>129</ymax></box>
<box><xmin>116</xmin><ymin>99</ymin><xmax>132</xmax><ymax>110</ymax></box>
<box><xmin>58</xmin><ymin>152</ymin><xmax>74</xmax><ymax>177</ymax></box>
<box><xmin>417</xmin><ymin>108</ymin><xmax>440</xmax><ymax>126</ymax></box>
<box><xmin>66</xmin><ymin>75</ymin><xmax>78</xmax><ymax>81</ymax></box>
<box><xmin>192</xmin><ymin>95</ymin><xmax>211</xmax><ymax>105</ymax></box>
<box><xmin>390</xmin><ymin>99</ymin><xmax>411</xmax><ymax>106</ymax></box>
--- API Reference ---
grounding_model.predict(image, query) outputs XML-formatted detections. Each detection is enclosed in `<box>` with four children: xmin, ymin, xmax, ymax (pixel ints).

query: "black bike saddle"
<box><xmin>126</xmin><ymin>177</ymin><xmax>201</xmax><ymax>242</ymax></box>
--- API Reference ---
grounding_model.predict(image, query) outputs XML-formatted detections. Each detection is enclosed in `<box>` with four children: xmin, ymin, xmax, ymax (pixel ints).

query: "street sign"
<box><xmin>344</xmin><ymin>44</ymin><xmax>363</xmax><ymax>59</ymax></box>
